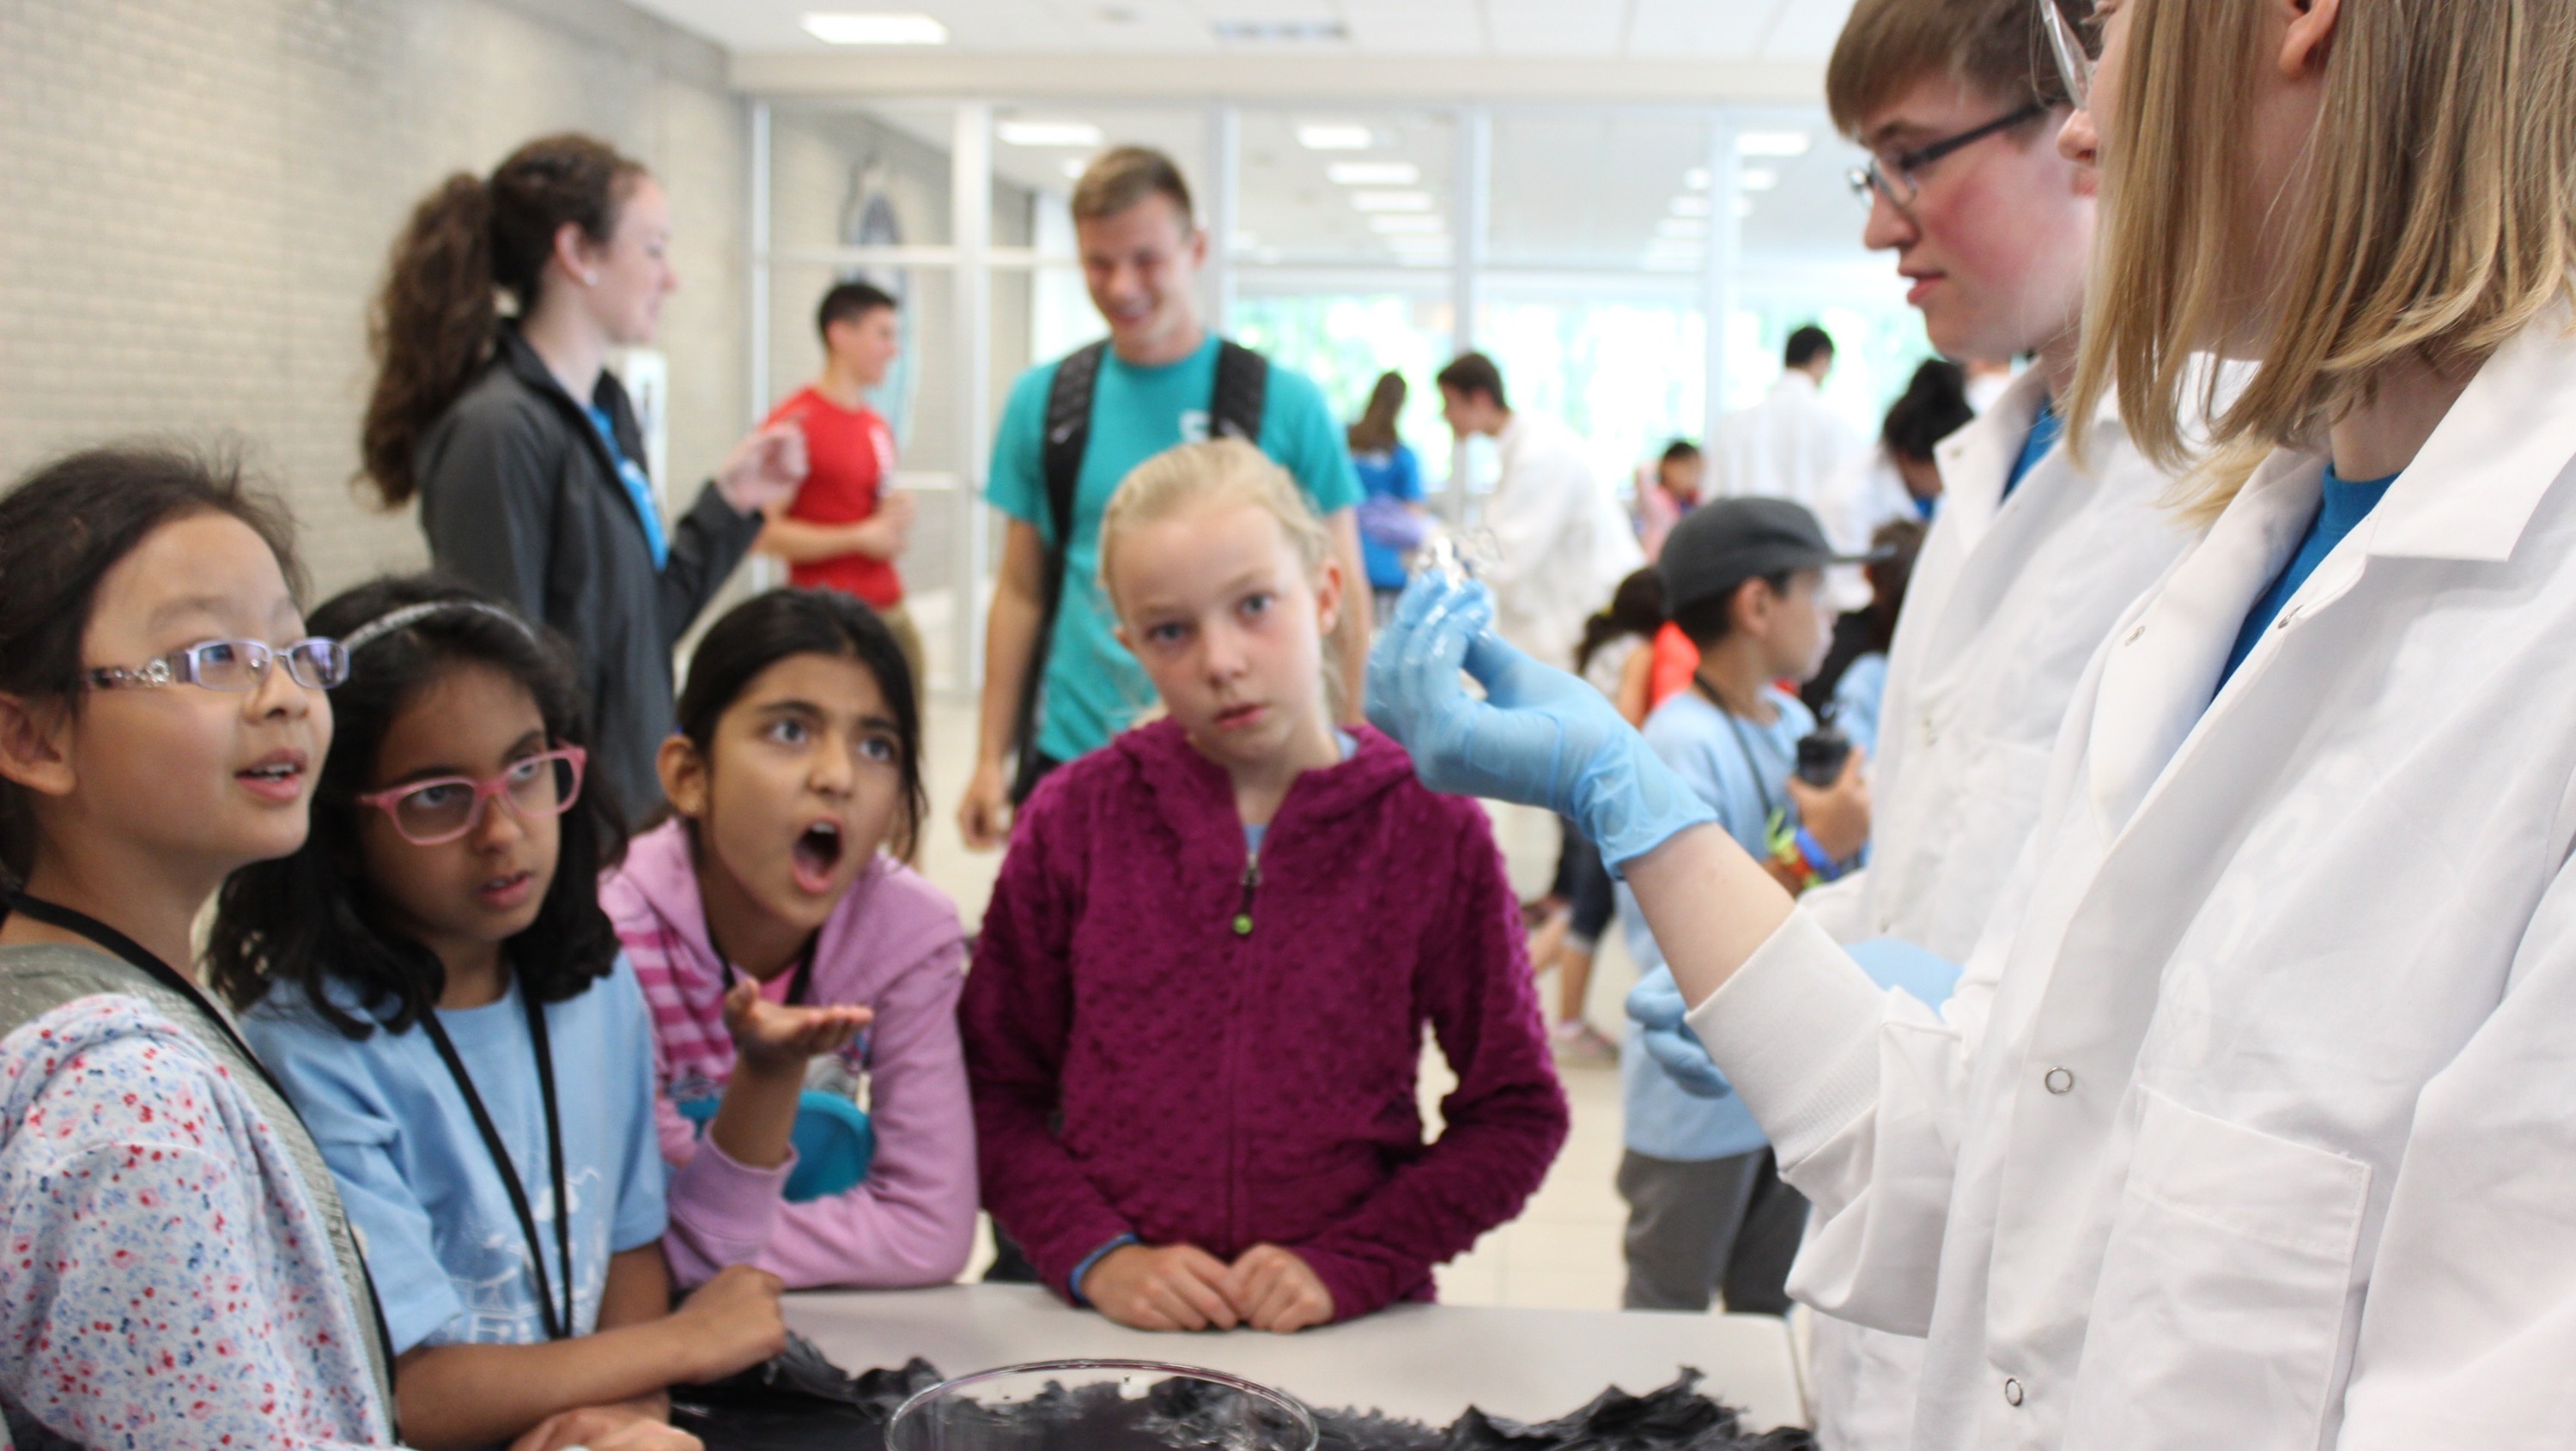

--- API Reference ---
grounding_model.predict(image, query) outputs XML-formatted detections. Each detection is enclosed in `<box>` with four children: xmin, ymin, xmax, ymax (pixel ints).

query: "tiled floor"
<box><xmin>915</xmin><ymin>696</ymin><xmax>1639</xmax><ymax>1313</ymax></box>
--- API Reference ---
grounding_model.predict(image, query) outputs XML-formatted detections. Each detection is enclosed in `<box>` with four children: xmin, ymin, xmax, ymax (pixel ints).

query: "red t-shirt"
<box><xmin>769</xmin><ymin>386</ymin><xmax>903</xmax><ymax>609</ymax></box>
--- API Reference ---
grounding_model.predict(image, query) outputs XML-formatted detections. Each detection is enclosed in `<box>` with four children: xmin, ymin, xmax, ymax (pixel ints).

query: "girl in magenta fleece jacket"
<box><xmin>964</xmin><ymin>439</ymin><xmax>1569</xmax><ymax>1334</ymax></box>
<box><xmin>604</xmin><ymin>588</ymin><xmax>976</xmax><ymax>1290</ymax></box>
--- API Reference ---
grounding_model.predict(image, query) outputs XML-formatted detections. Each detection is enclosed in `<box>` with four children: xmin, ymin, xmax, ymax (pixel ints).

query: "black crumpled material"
<box><xmin>669</xmin><ymin>1333</ymin><xmax>1814</xmax><ymax>1451</ymax></box>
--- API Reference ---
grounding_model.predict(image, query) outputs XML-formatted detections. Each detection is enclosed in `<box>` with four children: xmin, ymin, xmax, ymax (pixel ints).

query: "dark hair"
<box><xmin>1659</xmin><ymin>440</ymin><xmax>1703</xmax><ymax>467</ymax></box>
<box><xmin>1435</xmin><ymin>352</ymin><xmax>1509</xmax><ymax>409</ymax></box>
<box><xmin>1576</xmin><ymin>568</ymin><xmax>1667</xmax><ymax>676</ymax></box>
<box><xmin>1862</xmin><ymin>519</ymin><xmax>1929</xmax><ymax>653</ymax></box>
<box><xmin>1882</xmin><ymin>358</ymin><xmax>1978</xmax><ymax>461</ymax></box>
<box><xmin>817</xmin><ymin>280</ymin><xmax>898</xmax><ymax>344</ymax></box>
<box><xmin>0</xmin><ymin>446</ymin><xmax>303</xmax><ymax>892</ymax></box>
<box><xmin>1347</xmin><ymin>371</ymin><xmax>1407</xmax><ymax>454</ymax></box>
<box><xmin>361</xmin><ymin>135</ymin><xmax>651</xmax><ymax>508</ymax></box>
<box><xmin>1784</xmin><ymin>325</ymin><xmax>1837</xmax><ymax>370</ymax></box>
<box><xmin>673</xmin><ymin>589</ymin><xmax>927</xmax><ymax>864</ymax></box>
<box><xmin>209</xmin><ymin>576</ymin><xmax>628</xmax><ymax>1037</ymax></box>
<box><xmin>1671</xmin><ymin>571</ymin><xmax>1795</xmax><ymax>651</ymax></box>
<box><xmin>1072</xmin><ymin>146</ymin><xmax>1195</xmax><ymax>225</ymax></box>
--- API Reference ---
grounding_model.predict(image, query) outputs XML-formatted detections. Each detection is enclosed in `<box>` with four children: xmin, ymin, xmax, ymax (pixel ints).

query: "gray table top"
<box><xmin>783</xmin><ymin>1283</ymin><xmax>1807</xmax><ymax>1431</ymax></box>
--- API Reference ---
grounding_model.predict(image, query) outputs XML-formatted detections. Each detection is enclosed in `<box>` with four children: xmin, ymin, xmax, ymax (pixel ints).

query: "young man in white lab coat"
<box><xmin>1377</xmin><ymin>0</ymin><xmax>2576</xmax><ymax>1442</ymax></box>
<box><xmin>1710</xmin><ymin>326</ymin><xmax>1866</xmax><ymax>519</ymax></box>
<box><xmin>1435</xmin><ymin>351</ymin><xmax>1643</xmax><ymax>672</ymax></box>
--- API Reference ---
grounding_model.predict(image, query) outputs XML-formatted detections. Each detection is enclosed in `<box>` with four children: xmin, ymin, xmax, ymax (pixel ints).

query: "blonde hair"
<box><xmin>1098</xmin><ymin>438</ymin><xmax>1331</xmax><ymax>613</ymax></box>
<box><xmin>2074</xmin><ymin>0</ymin><xmax>2576</xmax><ymax>513</ymax></box>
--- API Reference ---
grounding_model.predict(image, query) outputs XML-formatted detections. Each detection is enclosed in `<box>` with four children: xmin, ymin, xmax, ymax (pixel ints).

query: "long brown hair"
<box><xmin>359</xmin><ymin>134</ymin><xmax>649</xmax><ymax>508</ymax></box>
<box><xmin>1346</xmin><ymin>370</ymin><xmax>1406</xmax><ymax>454</ymax></box>
<box><xmin>2072</xmin><ymin>0</ymin><xmax>2576</xmax><ymax>514</ymax></box>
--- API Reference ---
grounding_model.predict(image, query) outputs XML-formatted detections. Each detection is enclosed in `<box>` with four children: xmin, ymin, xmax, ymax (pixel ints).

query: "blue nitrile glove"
<box><xmin>1367</xmin><ymin>573</ymin><xmax>1717</xmax><ymax>872</ymax></box>
<box><xmin>1625</xmin><ymin>965</ymin><xmax>1735</xmax><ymax>1098</ymax></box>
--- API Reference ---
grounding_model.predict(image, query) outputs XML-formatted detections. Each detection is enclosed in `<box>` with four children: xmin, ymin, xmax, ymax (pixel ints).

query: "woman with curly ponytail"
<box><xmin>361</xmin><ymin>135</ymin><xmax>808</xmax><ymax>824</ymax></box>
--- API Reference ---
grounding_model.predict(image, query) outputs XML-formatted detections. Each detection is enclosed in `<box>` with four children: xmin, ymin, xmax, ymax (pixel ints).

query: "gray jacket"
<box><xmin>416</xmin><ymin>326</ymin><xmax>762</xmax><ymax>823</ymax></box>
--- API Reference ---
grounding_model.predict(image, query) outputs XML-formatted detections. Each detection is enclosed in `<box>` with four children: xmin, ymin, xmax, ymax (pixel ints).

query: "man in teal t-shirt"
<box><xmin>959</xmin><ymin>147</ymin><xmax>1365</xmax><ymax>849</ymax></box>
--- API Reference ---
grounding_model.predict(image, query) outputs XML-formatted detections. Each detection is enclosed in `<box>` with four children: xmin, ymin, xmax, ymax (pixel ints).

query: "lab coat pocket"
<box><xmin>2070</xmin><ymin>1090</ymin><xmax>2369</xmax><ymax>1451</ymax></box>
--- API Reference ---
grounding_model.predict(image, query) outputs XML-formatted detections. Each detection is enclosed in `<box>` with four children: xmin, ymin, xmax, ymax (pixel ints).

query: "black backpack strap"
<box><xmin>1012</xmin><ymin>341</ymin><xmax>1109</xmax><ymax>802</ymax></box>
<box><xmin>1210</xmin><ymin>340</ymin><xmax>1269</xmax><ymax>444</ymax></box>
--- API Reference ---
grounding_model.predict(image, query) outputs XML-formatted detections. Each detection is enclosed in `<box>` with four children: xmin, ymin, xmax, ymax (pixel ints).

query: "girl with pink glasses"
<box><xmin>211</xmin><ymin>578</ymin><xmax>865</xmax><ymax>1451</ymax></box>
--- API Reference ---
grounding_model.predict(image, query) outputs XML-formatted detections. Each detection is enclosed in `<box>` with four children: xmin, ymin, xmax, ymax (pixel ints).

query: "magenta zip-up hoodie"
<box><xmin>963</xmin><ymin>719</ymin><xmax>1569</xmax><ymax>1321</ymax></box>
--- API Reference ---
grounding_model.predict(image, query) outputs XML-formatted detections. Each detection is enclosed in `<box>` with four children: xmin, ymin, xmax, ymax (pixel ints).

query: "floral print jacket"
<box><xmin>0</xmin><ymin>994</ymin><xmax>391</xmax><ymax>1449</ymax></box>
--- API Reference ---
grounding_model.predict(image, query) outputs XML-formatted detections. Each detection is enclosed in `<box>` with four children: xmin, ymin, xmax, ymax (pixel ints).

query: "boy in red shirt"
<box><xmin>758</xmin><ymin>281</ymin><xmax>925</xmax><ymax>688</ymax></box>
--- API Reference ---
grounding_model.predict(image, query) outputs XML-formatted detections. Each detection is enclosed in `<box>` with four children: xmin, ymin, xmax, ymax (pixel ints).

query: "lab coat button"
<box><xmin>2004</xmin><ymin>1378</ymin><xmax>2025</xmax><ymax>1407</ymax></box>
<box><xmin>2124</xmin><ymin>624</ymin><xmax>2145</xmax><ymax>645</ymax></box>
<box><xmin>2044</xmin><ymin>1067</ymin><xmax>2075</xmax><ymax>1095</ymax></box>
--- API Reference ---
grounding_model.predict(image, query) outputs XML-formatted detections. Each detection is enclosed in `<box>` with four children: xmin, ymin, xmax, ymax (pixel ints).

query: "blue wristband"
<box><xmin>1795</xmin><ymin>827</ymin><xmax>1850</xmax><ymax>882</ymax></box>
<box><xmin>1069</xmin><ymin>1232</ymin><xmax>1142</xmax><ymax>1306</ymax></box>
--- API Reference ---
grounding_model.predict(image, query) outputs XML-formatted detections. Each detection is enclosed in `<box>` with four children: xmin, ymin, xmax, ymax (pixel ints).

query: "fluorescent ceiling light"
<box><xmin>1739</xmin><ymin>131</ymin><xmax>1813</xmax><ymax>157</ymax></box>
<box><xmin>1212</xmin><ymin>18</ymin><xmax>1348</xmax><ymax>42</ymax></box>
<box><xmin>1061</xmin><ymin>158</ymin><xmax>1091</xmax><ymax>179</ymax></box>
<box><xmin>1351</xmin><ymin>191</ymin><xmax>1433</xmax><ymax>213</ymax></box>
<box><xmin>1669</xmin><ymin>194</ymin><xmax>1713</xmax><ymax>217</ymax></box>
<box><xmin>1328</xmin><ymin>161</ymin><xmax>1420</xmax><ymax>186</ymax></box>
<box><xmin>1230</xmin><ymin>229</ymin><xmax>1260</xmax><ymax>250</ymax></box>
<box><xmin>1735</xmin><ymin>197</ymin><xmax>1758</xmax><ymax>218</ymax></box>
<box><xmin>1298</xmin><ymin>123</ymin><xmax>1376</xmax><ymax>151</ymax></box>
<box><xmin>1684</xmin><ymin>167</ymin><xmax>1711</xmax><ymax>191</ymax></box>
<box><xmin>1369</xmin><ymin>215</ymin><xmax>1444</xmax><ymax>234</ymax></box>
<box><xmin>1741</xmin><ymin>167</ymin><xmax>1780</xmax><ymax>192</ymax></box>
<box><xmin>1386</xmin><ymin>233</ymin><xmax>1450</xmax><ymax>248</ymax></box>
<box><xmin>998</xmin><ymin>120</ymin><xmax>1105</xmax><ymax>148</ymax></box>
<box><xmin>801</xmin><ymin>12</ymin><xmax>948</xmax><ymax>44</ymax></box>
<box><xmin>1657</xmin><ymin>216</ymin><xmax>1710</xmax><ymax>240</ymax></box>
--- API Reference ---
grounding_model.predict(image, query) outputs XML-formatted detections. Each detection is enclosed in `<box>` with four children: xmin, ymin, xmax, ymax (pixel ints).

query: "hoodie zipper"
<box><xmin>1232</xmin><ymin>853</ymin><xmax>1261</xmax><ymax>936</ymax></box>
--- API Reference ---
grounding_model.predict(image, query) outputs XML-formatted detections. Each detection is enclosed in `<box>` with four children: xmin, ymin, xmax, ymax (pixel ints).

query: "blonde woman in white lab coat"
<box><xmin>1370</xmin><ymin>0</ymin><xmax>2576</xmax><ymax>1444</ymax></box>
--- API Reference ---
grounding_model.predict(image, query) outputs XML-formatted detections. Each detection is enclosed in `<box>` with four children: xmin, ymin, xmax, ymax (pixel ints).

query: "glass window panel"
<box><xmin>769</xmin><ymin>103</ymin><xmax>957</xmax><ymax>251</ymax></box>
<box><xmin>1232</xmin><ymin>284</ymin><xmax>1456</xmax><ymax>481</ymax></box>
<box><xmin>1727</xmin><ymin>270</ymin><xmax>1935</xmax><ymax>437</ymax></box>
<box><xmin>1232</xmin><ymin>111</ymin><xmax>1456</xmax><ymax>268</ymax></box>
<box><xmin>1490</xmin><ymin>110</ymin><xmax>1710</xmax><ymax>270</ymax></box>
<box><xmin>1477</xmin><ymin>287</ymin><xmax>1708</xmax><ymax>497</ymax></box>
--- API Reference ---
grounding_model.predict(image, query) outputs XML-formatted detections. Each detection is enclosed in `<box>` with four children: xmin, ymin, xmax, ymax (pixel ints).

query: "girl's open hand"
<box><xmin>1082</xmin><ymin>1243</ymin><xmax>1241</xmax><ymax>1332</ymax></box>
<box><xmin>1224</xmin><ymin>1245</ymin><xmax>1334</xmax><ymax>1334</ymax></box>
<box><xmin>508</xmin><ymin>1402</ymin><xmax>702</xmax><ymax>1451</ymax></box>
<box><xmin>720</xmin><ymin>976</ymin><xmax>872</xmax><ymax>1078</ymax></box>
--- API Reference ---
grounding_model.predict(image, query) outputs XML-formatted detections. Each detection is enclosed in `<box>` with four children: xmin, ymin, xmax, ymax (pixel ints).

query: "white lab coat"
<box><xmin>1480</xmin><ymin>410</ymin><xmax>1643</xmax><ymax>669</ymax></box>
<box><xmin>1797</xmin><ymin>369</ymin><xmax>2199</xmax><ymax>1450</ymax></box>
<box><xmin>1692</xmin><ymin>310</ymin><xmax>2576</xmax><ymax>1450</ymax></box>
<box><xmin>1713</xmin><ymin>371</ymin><xmax>1868</xmax><ymax>514</ymax></box>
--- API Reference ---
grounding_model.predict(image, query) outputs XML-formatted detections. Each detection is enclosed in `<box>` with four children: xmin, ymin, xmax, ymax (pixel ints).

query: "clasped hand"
<box><xmin>1082</xmin><ymin>1242</ymin><xmax>1334</xmax><ymax>1335</ymax></box>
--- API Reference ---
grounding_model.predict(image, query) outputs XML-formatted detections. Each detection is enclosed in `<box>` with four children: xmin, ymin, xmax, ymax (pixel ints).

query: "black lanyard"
<box><xmin>413</xmin><ymin>973</ymin><xmax>576</xmax><ymax>1343</ymax></box>
<box><xmin>1</xmin><ymin>891</ymin><xmax>402</xmax><ymax>1380</ymax></box>
<box><xmin>1692</xmin><ymin>677</ymin><xmax>1783</xmax><ymax>823</ymax></box>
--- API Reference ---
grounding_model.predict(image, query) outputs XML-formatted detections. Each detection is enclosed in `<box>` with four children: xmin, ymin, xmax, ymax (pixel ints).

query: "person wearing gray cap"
<box><xmin>1610</xmin><ymin>495</ymin><xmax>1873</xmax><ymax>1315</ymax></box>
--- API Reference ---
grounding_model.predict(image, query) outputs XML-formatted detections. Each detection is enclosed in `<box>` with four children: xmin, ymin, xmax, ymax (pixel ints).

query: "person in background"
<box><xmin>1804</xmin><ymin>518</ymin><xmax>1928</xmax><ymax>758</ymax></box>
<box><xmin>1814</xmin><ymin>362</ymin><xmax>1975</xmax><ymax>613</ymax></box>
<box><xmin>217</xmin><ymin>580</ymin><xmax>820</xmax><ymax>1451</ymax></box>
<box><xmin>966</xmin><ymin>440</ymin><xmax>1565</xmax><ymax>1334</ymax></box>
<box><xmin>756</xmin><ymin>282</ymin><xmax>927</xmax><ymax>695</ymax></box>
<box><xmin>1709</xmin><ymin>325</ymin><xmax>1867</xmax><ymax>523</ymax></box>
<box><xmin>1612</xmin><ymin>499</ymin><xmax>1868</xmax><ymax>1316</ymax></box>
<box><xmin>1637</xmin><ymin>440</ymin><xmax>1705</xmax><ymax>562</ymax></box>
<box><xmin>360</xmin><ymin>133</ymin><xmax>807</xmax><ymax>826</ymax></box>
<box><xmin>0</xmin><ymin>448</ymin><xmax>397</xmax><ymax>1449</ymax></box>
<box><xmin>1528</xmin><ymin>568</ymin><xmax>1669</xmax><ymax>1066</ymax></box>
<box><xmin>1347</xmin><ymin>370</ymin><xmax>1431</xmax><ymax>621</ymax></box>
<box><xmin>958</xmin><ymin>147</ymin><xmax>1367</xmax><ymax>852</ymax></box>
<box><xmin>606</xmin><ymin>588</ymin><xmax>977</xmax><ymax>1294</ymax></box>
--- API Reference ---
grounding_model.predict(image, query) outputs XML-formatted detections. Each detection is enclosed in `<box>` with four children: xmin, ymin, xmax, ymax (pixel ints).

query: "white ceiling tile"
<box><xmin>1483</xmin><ymin>0</ymin><xmax>1630</xmax><ymax>58</ymax></box>
<box><xmin>1759</xmin><ymin>0</ymin><xmax>1858</xmax><ymax>61</ymax></box>
<box><xmin>1624</xmin><ymin>0</ymin><xmax>1773</xmax><ymax>59</ymax></box>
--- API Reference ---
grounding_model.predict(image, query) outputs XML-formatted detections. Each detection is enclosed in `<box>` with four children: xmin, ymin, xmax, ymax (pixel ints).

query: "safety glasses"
<box><xmin>355</xmin><ymin>746</ymin><xmax>587</xmax><ymax>847</ymax></box>
<box><xmin>2040</xmin><ymin>0</ymin><xmax>2099</xmax><ymax>112</ymax></box>
<box><xmin>86</xmin><ymin>637</ymin><xmax>349</xmax><ymax>694</ymax></box>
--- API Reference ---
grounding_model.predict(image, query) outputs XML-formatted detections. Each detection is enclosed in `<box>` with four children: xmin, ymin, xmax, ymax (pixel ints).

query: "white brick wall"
<box><xmin>0</xmin><ymin>0</ymin><xmax>748</xmax><ymax>595</ymax></box>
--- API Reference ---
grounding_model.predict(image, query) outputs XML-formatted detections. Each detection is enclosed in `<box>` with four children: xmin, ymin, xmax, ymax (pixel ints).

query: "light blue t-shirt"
<box><xmin>987</xmin><ymin>336</ymin><xmax>1363</xmax><ymax>763</ymax></box>
<box><xmin>1619</xmin><ymin>683</ymin><xmax>1814</xmax><ymax>1162</ymax></box>
<box><xmin>1831</xmin><ymin>652</ymin><xmax>1890</xmax><ymax>758</ymax></box>
<box><xmin>245</xmin><ymin>956</ymin><xmax>670</xmax><ymax>1354</ymax></box>
<box><xmin>1352</xmin><ymin>443</ymin><xmax>1427</xmax><ymax>591</ymax></box>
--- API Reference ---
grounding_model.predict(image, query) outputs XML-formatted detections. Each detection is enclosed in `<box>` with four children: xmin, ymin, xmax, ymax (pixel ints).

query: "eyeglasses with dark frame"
<box><xmin>355</xmin><ymin>746</ymin><xmax>589</xmax><ymax>847</ymax></box>
<box><xmin>1845</xmin><ymin>103</ymin><xmax>2050</xmax><ymax>210</ymax></box>
<box><xmin>85</xmin><ymin>637</ymin><xmax>349</xmax><ymax>694</ymax></box>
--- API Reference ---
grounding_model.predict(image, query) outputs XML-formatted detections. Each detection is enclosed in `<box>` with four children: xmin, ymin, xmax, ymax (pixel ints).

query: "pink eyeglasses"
<box><xmin>355</xmin><ymin>746</ymin><xmax>587</xmax><ymax>846</ymax></box>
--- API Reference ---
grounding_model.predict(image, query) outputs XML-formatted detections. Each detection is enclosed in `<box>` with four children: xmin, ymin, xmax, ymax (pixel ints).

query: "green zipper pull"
<box><xmin>1233</xmin><ymin>858</ymin><xmax>1259</xmax><ymax>937</ymax></box>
